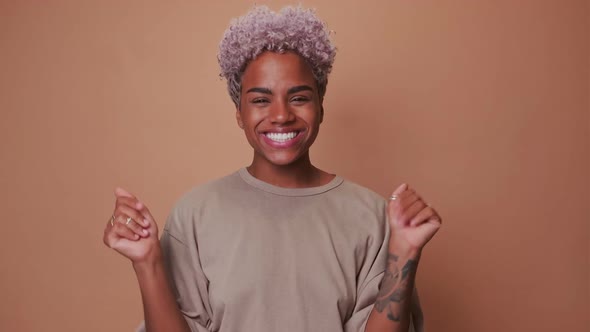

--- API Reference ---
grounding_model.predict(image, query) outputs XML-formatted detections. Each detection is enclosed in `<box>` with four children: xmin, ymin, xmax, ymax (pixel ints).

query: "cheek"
<box><xmin>240</xmin><ymin>109</ymin><xmax>263</xmax><ymax>128</ymax></box>
<box><xmin>306</xmin><ymin>110</ymin><xmax>322</xmax><ymax>128</ymax></box>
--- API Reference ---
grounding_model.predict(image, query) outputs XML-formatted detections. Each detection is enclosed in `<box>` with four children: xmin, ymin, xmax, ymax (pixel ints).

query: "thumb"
<box><xmin>416</xmin><ymin>219</ymin><xmax>441</xmax><ymax>244</ymax></box>
<box><xmin>114</xmin><ymin>187</ymin><xmax>136</xmax><ymax>199</ymax></box>
<box><xmin>391</xmin><ymin>183</ymin><xmax>408</xmax><ymax>197</ymax></box>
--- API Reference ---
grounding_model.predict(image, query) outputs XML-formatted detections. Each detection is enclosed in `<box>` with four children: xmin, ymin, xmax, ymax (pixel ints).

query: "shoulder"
<box><xmin>331</xmin><ymin>177</ymin><xmax>390</xmax><ymax>252</ymax></box>
<box><xmin>175</xmin><ymin>171</ymin><xmax>243</xmax><ymax>209</ymax></box>
<box><xmin>163</xmin><ymin>170</ymin><xmax>243</xmax><ymax>233</ymax></box>
<box><xmin>330</xmin><ymin>177</ymin><xmax>389</xmax><ymax>233</ymax></box>
<box><xmin>335</xmin><ymin>177</ymin><xmax>387</xmax><ymax>212</ymax></box>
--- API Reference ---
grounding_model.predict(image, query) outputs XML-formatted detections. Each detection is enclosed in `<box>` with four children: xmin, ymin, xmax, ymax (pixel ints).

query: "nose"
<box><xmin>268</xmin><ymin>100</ymin><xmax>295</xmax><ymax>125</ymax></box>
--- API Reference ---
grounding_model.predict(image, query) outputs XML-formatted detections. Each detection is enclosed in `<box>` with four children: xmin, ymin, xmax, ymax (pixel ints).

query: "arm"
<box><xmin>103</xmin><ymin>188</ymin><xmax>194</xmax><ymax>332</ymax></box>
<box><xmin>365</xmin><ymin>248</ymin><xmax>420</xmax><ymax>332</ymax></box>
<box><xmin>365</xmin><ymin>183</ymin><xmax>441</xmax><ymax>332</ymax></box>
<box><xmin>134</xmin><ymin>249</ymin><xmax>192</xmax><ymax>332</ymax></box>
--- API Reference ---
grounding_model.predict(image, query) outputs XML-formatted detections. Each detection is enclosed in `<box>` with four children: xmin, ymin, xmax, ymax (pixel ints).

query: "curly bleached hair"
<box><xmin>218</xmin><ymin>5</ymin><xmax>336</xmax><ymax>108</ymax></box>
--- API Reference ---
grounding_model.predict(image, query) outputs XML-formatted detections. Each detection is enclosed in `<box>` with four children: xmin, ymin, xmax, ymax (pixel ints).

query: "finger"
<box><xmin>391</xmin><ymin>183</ymin><xmax>408</xmax><ymax>197</ymax></box>
<box><xmin>103</xmin><ymin>221</ymin><xmax>114</xmax><ymax>246</ymax></box>
<box><xmin>431</xmin><ymin>210</ymin><xmax>442</xmax><ymax>225</ymax></box>
<box><xmin>424</xmin><ymin>206</ymin><xmax>442</xmax><ymax>225</ymax></box>
<box><xmin>115</xmin><ymin>187</ymin><xmax>136</xmax><ymax>199</ymax></box>
<box><xmin>388</xmin><ymin>187</ymin><xmax>414</xmax><ymax>206</ymax></box>
<box><xmin>399</xmin><ymin>191</ymin><xmax>420</xmax><ymax>210</ymax></box>
<box><xmin>106</xmin><ymin>214</ymin><xmax>115</xmax><ymax>227</ymax></box>
<box><xmin>409</xmin><ymin>206</ymin><xmax>436</xmax><ymax>227</ymax></box>
<box><xmin>135</xmin><ymin>201</ymin><xmax>156</xmax><ymax>227</ymax></box>
<box><xmin>116</xmin><ymin>196</ymin><xmax>139</xmax><ymax>208</ymax></box>
<box><xmin>115</xmin><ymin>197</ymin><xmax>150</xmax><ymax>228</ymax></box>
<box><xmin>115</xmin><ymin>196</ymin><xmax>152</xmax><ymax>228</ymax></box>
<box><xmin>387</xmin><ymin>190</ymin><xmax>418</xmax><ymax>217</ymax></box>
<box><xmin>387</xmin><ymin>189</ymin><xmax>414</xmax><ymax>210</ymax></box>
<box><xmin>414</xmin><ymin>219</ymin><xmax>442</xmax><ymax>244</ymax></box>
<box><xmin>111</xmin><ymin>222</ymin><xmax>140</xmax><ymax>241</ymax></box>
<box><xmin>402</xmin><ymin>199</ymin><xmax>427</xmax><ymax>225</ymax></box>
<box><xmin>124</xmin><ymin>217</ymin><xmax>150</xmax><ymax>237</ymax></box>
<box><xmin>388</xmin><ymin>189</ymin><xmax>414</xmax><ymax>226</ymax></box>
<box><xmin>114</xmin><ymin>205</ymin><xmax>149</xmax><ymax>230</ymax></box>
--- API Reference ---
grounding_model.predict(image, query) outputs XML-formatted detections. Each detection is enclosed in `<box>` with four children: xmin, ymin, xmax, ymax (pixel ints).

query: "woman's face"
<box><xmin>236</xmin><ymin>51</ymin><xmax>323</xmax><ymax>167</ymax></box>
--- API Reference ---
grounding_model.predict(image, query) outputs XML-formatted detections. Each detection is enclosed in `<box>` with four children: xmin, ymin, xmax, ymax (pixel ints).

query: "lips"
<box><xmin>260</xmin><ymin>130</ymin><xmax>304</xmax><ymax>148</ymax></box>
<box><xmin>265</xmin><ymin>131</ymin><xmax>298</xmax><ymax>142</ymax></box>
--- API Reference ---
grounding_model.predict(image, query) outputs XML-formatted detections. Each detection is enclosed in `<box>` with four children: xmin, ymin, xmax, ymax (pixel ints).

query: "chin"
<box><xmin>265</xmin><ymin>157</ymin><xmax>299</xmax><ymax>167</ymax></box>
<box><xmin>262</xmin><ymin>151</ymin><xmax>306</xmax><ymax>167</ymax></box>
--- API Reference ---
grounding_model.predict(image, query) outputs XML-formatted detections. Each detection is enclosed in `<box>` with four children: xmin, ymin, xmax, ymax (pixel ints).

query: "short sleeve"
<box><xmin>136</xmin><ymin>206</ymin><xmax>212</xmax><ymax>332</ymax></box>
<box><xmin>343</xmin><ymin>211</ymin><xmax>425</xmax><ymax>332</ymax></box>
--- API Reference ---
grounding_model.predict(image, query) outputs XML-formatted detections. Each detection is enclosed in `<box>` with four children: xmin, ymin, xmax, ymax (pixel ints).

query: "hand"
<box><xmin>103</xmin><ymin>187</ymin><xmax>161</xmax><ymax>264</ymax></box>
<box><xmin>387</xmin><ymin>183</ymin><xmax>442</xmax><ymax>254</ymax></box>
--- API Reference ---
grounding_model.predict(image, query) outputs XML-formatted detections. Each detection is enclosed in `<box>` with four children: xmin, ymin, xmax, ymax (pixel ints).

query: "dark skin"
<box><xmin>103</xmin><ymin>50</ymin><xmax>441</xmax><ymax>332</ymax></box>
<box><xmin>235</xmin><ymin>51</ymin><xmax>334</xmax><ymax>188</ymax></box>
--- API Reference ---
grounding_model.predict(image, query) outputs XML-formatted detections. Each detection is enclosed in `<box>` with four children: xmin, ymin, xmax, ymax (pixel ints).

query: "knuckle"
<box><xmin>397</xmin><ymin>211</ymin><xmax>407</xmax><ymax>221</ymax></box>
<box><xmin>125</xmin><ymin>225</ymin><xmax>135</xmax><ymax>234</ymax></box>
<box><xmin>114</xmin><ymin>207</ymin><xmax>124</xmax><ymax>218</ymax></box>
<box><xmin>120</xmin><ymin>227</ymin><xmax>131</xmax><ymax>237</ymax></box>
<box><xmin>387</xmin><ymin>203</ymin><xmax>397</xmax><ymax>214</ymax></box>
<box><xmin>103</xmin><ymin>236</ymin><xmax>113</xmax><ymax>248</ymax></box>
<box><xmin>118</xmin><ymin>198</ymin><xmax>132</xmax><ymax>209</ymax></box>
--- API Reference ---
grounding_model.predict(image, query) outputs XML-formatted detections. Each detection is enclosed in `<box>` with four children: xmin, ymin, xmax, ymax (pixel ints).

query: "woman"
<box><xmin>103</xmin><ymin>6</ymin><xmax>441</xmax><ymax>332</ymax></box>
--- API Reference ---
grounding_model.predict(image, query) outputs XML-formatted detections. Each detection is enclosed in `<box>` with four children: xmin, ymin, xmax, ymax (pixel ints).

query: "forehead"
<box><xmin>241</xmin><ymin>51</ymin><xmax>316</xmax><ymax>89</ymax></box>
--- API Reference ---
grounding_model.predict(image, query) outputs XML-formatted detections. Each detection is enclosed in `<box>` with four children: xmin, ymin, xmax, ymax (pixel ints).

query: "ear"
<box><xmin>319</xmin><ymin>105</ymin><xmax>324</xmax><ymax>124</ymax></box>
<box><xmin>235</xmin><ymin>107</ymin><xmax>244</xmax><ymax>129</ymax></box>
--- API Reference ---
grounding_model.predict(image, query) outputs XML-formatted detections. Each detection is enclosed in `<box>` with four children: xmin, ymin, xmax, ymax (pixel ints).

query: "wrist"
<box><xmin>388</xmin><ymin>239</ymin><xmax>422</xmax><ymax>260</ymax></box>
<box><xmin>132</xmin><ymin>247</ymin><xmax>164</xmax><ymax>275</ymax></box>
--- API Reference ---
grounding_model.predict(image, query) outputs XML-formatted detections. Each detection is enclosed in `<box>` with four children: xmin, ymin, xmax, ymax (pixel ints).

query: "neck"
<box><xmin>247</xmin><ymin>153</ymin><xmax>326</xmax><ymax>188</ymax></box>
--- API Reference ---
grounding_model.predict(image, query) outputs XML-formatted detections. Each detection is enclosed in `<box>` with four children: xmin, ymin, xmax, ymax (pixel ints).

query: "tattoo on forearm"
<box><xmin>374</xmin><ymin>253</ymin><xmax>417</xmax><ymax>322</ymax></box>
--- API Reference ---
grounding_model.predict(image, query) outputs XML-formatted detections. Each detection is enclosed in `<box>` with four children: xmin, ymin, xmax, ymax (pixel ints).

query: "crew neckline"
<box><xmin>238</xmin><ymin>167</ymin><xmax>344</xmax><ymax>197</ymax></box>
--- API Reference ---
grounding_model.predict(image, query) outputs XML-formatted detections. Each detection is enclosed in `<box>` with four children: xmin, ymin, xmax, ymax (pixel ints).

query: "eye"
<box><xmin>290</xmin><ymin>96</ymin><xmax>310</xmax><ymax>104</ymax></box>
<box><xmin>252</xmin><ymin>98</ymin><xmax>269</xmax><ymax>104</ymax></box>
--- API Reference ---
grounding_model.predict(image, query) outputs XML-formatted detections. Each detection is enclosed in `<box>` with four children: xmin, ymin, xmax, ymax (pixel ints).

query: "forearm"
<box><xmin>365</xmin><ymin>247</ymin><xmax>420</xmax><ymax>332</ymax></box>
<box><xmin>134</xmin><ymin>251</ymin><xmax>191</xmax><ymax>332</ymax></box>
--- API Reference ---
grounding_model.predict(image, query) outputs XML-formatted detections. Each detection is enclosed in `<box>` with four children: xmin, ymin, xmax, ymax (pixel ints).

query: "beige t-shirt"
<box><xmin>138</xmin><ymin>168</ymin><xmax>423</xmax><ymax>332</ymax></box>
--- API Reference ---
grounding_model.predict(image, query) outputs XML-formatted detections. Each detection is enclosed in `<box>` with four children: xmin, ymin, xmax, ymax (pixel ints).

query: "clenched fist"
<box><xmin>103</xmin><ymin>187</ymin><xmax>161</xmax><ymax>264</ymax></box>
<box><xmin>387</xmin><ymin>183</ymin><xmax>442</xmax><ymax>255</ymax></box>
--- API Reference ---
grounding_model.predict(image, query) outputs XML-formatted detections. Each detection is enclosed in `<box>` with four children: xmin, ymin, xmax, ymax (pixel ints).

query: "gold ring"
<box><xmin>110</xmin><ymin>215</ymin><xmax>115</xmax><ymax>226</ymax></box>
<box><xmin>126</xmin><ymin>217</ymin><xmax>133</xmax><ymax>225</ymax></box>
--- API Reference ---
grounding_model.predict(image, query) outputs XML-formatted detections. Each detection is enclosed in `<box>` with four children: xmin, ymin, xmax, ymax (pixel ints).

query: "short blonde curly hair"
<box><xmin>218</xmin><ymin>5</ymin><xmax>337</xmax><ymax>107</ymax></box>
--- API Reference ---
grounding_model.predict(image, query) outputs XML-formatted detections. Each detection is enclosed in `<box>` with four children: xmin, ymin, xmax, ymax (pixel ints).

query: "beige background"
<box><xmin>1</xmin><ymin>1</ymin><xmax>588</xmax><ymax>331</ymax></box>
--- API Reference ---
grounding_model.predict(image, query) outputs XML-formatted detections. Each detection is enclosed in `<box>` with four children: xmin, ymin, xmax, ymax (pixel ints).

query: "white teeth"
<box><xmin>265</xmin><ymin>131</ymin><xmax>298</xmax><ymax>142</ymax></box>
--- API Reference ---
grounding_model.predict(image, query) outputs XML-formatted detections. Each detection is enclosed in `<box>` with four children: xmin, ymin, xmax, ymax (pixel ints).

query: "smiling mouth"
<box><xmin>264</xmin><ymin>131</ymin><xmax>300</xmax><ymax>143</ymax></box>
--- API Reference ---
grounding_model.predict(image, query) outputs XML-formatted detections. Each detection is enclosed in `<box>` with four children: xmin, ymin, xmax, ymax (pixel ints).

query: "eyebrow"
<box><xmin>245</xmin><ymin>85</ymin><xmax>314</xmax><ymax>95</ymax></box>
<box><xmin>246</xmin><ymin>87</ymin><xmax>272</xmax><ymax>94</ymax></box>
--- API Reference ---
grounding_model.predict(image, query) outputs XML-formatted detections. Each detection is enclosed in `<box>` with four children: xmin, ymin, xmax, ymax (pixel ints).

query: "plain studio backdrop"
<box><xmin>0</xmin><ymin>1</ymin><xmax>588</xmax><ymax>331</ymax></box>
